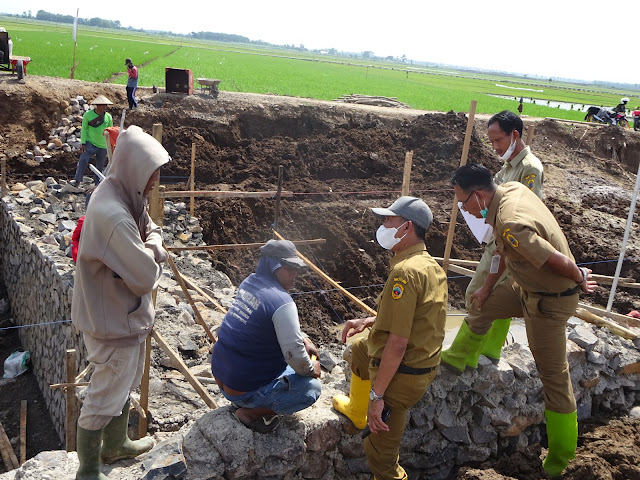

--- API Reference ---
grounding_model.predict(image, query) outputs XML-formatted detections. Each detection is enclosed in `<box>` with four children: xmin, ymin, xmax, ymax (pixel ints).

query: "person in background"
<box><xmin>450</xmin><ymin>163</ymin><xmax>597</xmax><ymax>479</ymax></box>
<box><xmin>73</xmin><ymin>95</ymin><xmax>113</xmax><ymax>186</ymax></box>
<box><xmin>211</xmin><ymin>240</ymin><xmax>322</xmax><ymax>434</ymax></box>
<box><xmin>125</xmin><ymin>58</ymin><xmax>138</xmax><ymax>109</ymax></box>
<box><xmin>333</xmin><ymin>196</ymin><xmax>447</xmax><ymax>480</ymax></box>
<box><xmin>72</xmin><ymin>125</ymin><xmax>170</xmax><ymax>479</ymax></box>
<box><xmin>518</xmin><ymin>97</ymin><xmax>523</xmax><ymax>114</ymax></box>
<box><xmin>442</xmin><ymin>110</ymin><xmax>543</xmax><ymax>372</ymax></box>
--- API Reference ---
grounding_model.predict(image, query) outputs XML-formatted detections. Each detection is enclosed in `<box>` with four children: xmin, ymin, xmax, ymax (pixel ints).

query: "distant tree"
<box><xmin>328</xmin><ymin>48</ymin><xmax>337</xmax><ymax>55</ymax></box>
<box><xmin>362</xmin><ymin>50</ymin><xmax>373</xmax><ymax>58</ymax></box>
<box><xmin>401</xmin><ymin>54</ymin><xmax>407</xmax><ymax>63</ymax></box>
<box><xmin>385</xmin><ymin>55</ymin><xmax>395</xmax><ymax>61</ymax></box>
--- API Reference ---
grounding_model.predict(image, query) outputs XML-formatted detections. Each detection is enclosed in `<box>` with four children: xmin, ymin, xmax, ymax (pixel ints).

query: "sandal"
<box><xmin>234</xmin><ymin>412</ymin><xmax>281</xmax><ymax>434</ymax></box>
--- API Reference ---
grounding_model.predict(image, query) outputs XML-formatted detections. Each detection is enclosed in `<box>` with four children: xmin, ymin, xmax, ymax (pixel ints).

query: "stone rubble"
<box><xmin>0</xmin><ymin>181</ymin><xmax>639</xmax><ymax>480</ymax></box>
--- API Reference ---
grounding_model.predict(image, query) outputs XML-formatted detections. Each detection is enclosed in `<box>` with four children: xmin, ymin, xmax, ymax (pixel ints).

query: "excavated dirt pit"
<box><xmin>1</xmin><ymin>74</ymin><xmax>640</xmax><ymax>478</ymax></box>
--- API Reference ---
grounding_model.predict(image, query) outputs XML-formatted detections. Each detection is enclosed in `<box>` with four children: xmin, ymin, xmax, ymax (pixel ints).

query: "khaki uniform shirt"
<box><xmin>368</xmin><ymin>243</ymin><xmax>447</xmax><ymax>369</ymax></box>
<box><xmin>485</xmin><ymin>182</ymin><xmax>577</xmax><ymax>294</ymax></box>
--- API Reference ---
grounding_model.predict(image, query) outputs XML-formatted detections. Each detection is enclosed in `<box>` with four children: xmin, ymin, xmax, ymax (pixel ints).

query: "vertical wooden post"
<box><xmin>190</xmin><ymin>143</ymin><xmax>196</xmax><ymax>217</ymax></box>
<box><xmin>273</xmin><ymin>165</ymin><xmax>284</xmax><ymax>233</ymax></box>
<box><xmin>525</xmin><ymin>125</ymin><xmax>535</xmax><ymax>146</ymax></box>
<box><xmin>401</xmin><ymin>151</ymin><xmax>413</xmax><ymax>196</ymax></box>
<box><xmin>65</xmin><ymin>349</ymin><xmax>78</xmax><ymax>452</ymax></box>
<box><xmin>137</xmin><ymin>334</ymin><xmax>152</xmax><ymax>440</ymax></box>
<box><xmin>1</xmin><ymin>156</ymin><xmax>6</xmax><ymax>196</ymax></box>
<box><xmin>149</xmin><ymin>124</ymin><xmax>163</xmax><ymax>226</ymax></box>
<box><xmin>19</xmin><ymin>401</ymin><xmax>26</xmax><ymax>465</ymax></box>
<box><xmin>442</xmin><ymin>100</ymin><xmax>477</xmax><ymax>272</ymax></box>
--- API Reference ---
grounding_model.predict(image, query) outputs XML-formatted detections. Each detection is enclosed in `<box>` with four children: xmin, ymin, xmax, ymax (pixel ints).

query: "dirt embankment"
<box><xmin>1</xmin><ymin>73</ymin><xmax>640</xmax><ymax>478</ymax></box>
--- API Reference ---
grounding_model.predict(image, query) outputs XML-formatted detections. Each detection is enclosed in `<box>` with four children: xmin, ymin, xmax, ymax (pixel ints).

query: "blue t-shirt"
<box><xmin>211</xmin><ymin>258</ymin><xmax>292</xmax><ymax>392</ymax></box>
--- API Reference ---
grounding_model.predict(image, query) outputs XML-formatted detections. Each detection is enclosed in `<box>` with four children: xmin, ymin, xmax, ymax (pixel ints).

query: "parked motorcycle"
<box><xmin>633</xmin><ymin>110</ymin><xmax>640</xmax><ymax>131</ymax></box>
<box><xmin>584</xmin><ymin>106</ymin><xmax>630</xmax><ymax>129</ymax></box>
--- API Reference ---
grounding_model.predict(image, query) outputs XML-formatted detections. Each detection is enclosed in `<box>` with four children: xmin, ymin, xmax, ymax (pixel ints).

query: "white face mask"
<box><xmin>498</xmin><ymin>134</ymin><xmax>516</xmax><ymax>161</ymax></box>
<box><xmin>376</xmin><ymin>222</ymin><xmax>408</xmax><ymax>250</ymax></box>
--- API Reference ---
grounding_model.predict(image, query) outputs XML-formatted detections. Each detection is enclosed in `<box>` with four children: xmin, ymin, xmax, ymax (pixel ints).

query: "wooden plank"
<box><xmin>273</xmin><ymin>230</ymin><xmax>377</xmax><ymax>316</ymax></box>
<box><xmin>401</xmin><ymin>151</ymin><xmax>413</xmax><ymax>196</ymax></box>
<box><xmin>129</xmin><ymin>396</ymin><xmax>146</xmax><ymax>420</ymax></box>
<box><xmin>161</xmin><ymin>190</ymin><xmax>293</xmax><ymax>199</ymax></box>
<box><xmin>167</xmin><ymin>238</ymin><xmax>326</xmax><ymax>252</ymax></box>
<box><xmin>65</xmin><ymin>349</ymin><xmax>77</xmax><ymax>452</ymax></box>
<box><xmin>442</xmin><ymin>100</ymin><xmax>477</xmax><ymax>272</ymax></box>
<box><xmin>165</xmin><ymin>249</ymin><xmax>217</xmax><ymax>343</ymax></box>
<box><xmin>74</xmin><ymin>363</ymin><xmax>92</xmax><ymax>384</ymax></box>
<box><xmin>575</xmin><ymin>308</ymin><xmax>637</xmax><ymax>340</ymax></box>
<box><xmin>181</xmin><ymin>274</ymin><xmax>227</xmax><ymax>315</ymax></box>
<box><xmin>0</xmin><ymin>421</ymin><xmax>19</xmax><ymax>471</ymax></box>
<box><xmin>50</xmin><ymin>382</ymin><xmax>89</xmax><ymax>389</ymax></box>
<box><xmin>578</xmin><ymin>303</ymin><xmax>640</xmax><ymax>329</ymax></box>
<box><xmin>190</xmin><ymin>143</ymin><xmax>196</xmax><ymax>217</ymax></box>
<box><xmin>19</xmin><ymin>401</ymin><xmax>26</xmax><ymax>466</ymax></box>
<box><xmin>525</xmin><ymin>125</ymin><xmax>535</xmax><ymax>146</ymax></box>
<box><xmin>137</xmin><ymin>335</ymin><xmax>152</xmax><ymax>439</ymax></box>
<box><xmin>1</xmin><ymin>156</ymin><xmax>6</xmax><ymax>196</ymax></box>
<box><xmin>273</xmin><ymin>165</ymin><xmax>284</xmax><ymax>231</ymax></box>
<box><xmin>151</xmin><ymin>330</ymin><xmax>218</xmax><ymax>409</ymax></box>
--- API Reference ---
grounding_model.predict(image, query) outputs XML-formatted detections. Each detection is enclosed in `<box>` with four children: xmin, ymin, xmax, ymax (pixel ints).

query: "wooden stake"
<box><xmin>578</xmin><ymin>302</ymin><xmax>640</xmax><ymax>329</ymax></box>
<box><xmin>129</xmin><ymin>396</ymin><xmax>146</xmax><ymax>420</ymax></box>
<box><xmin>401</xmin><ymin>151</ymin><xmax>413</xmax><ymax>196</ymax></box>
<box><xmin>167</xmin><ymin>238</ymin><xmax>326</xmax><ymax>252</ymax></box>
<box><xmin>65</xmin><ymin>349</ymin><xmax>77</xmax><ymax>452</ymax></box>
<box><xmin>19</xmin><ymin>401</ymin><xmax>26</xmax><ymax>466</ymax></box>
<box><xmin>137</xmin><ymin>334</ymin><xmax>152</xmax><ymax>439</ymax></box>
<box><xmin>273</xmin><ymin>230</ymin><xmax>376</xmax><ymax>316</ymax></box>
<box><xmin>149</xmin><ymin>124</ymin><xmax>163</xmax><ymax>226</ymax></box>
<box><xmin>525</xmin><ymin>125</ymin><xmax>535</xmax><ymax>146</ymax></box>
<box><xmin>575</xmin><ymin>308</ymin><xmax>637</xmax><ymax>340</ymax></box>
<box><xmin>181</xmin><ymin>274</ymin><xmax>227</xmax><ymax>315</ymax></box>
<box><xmin>273</xmin><ymin>165</ymin><xmax>284</xmax><ymax>232</ymax></box>
<box><xmin>190</xmin><ymin>143</ymin><xmax>196</xmax><ymax>217</ymax></box>
<box><xmin>0</xmin><ymin>421</ymin><xmax>18</xmax><ymax>471</ymax></box>
<box><xmin>151</xmin><ymin>330</ymin><xmax>218</xmax><ymax>409</ymax></box>
<box><xmin>442</xmin><ymin>100</ymin><xmax>477</xmax><ymax>272</ymax></box>
<box><xmin>1</xmin><ymin>156</ymin><xmax>6</xmax><ymax>196</ymax></box>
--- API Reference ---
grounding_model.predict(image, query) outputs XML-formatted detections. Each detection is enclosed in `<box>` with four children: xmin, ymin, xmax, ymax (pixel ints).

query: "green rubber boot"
<box><xmin>76</xmin><ymin>426</ymin><xmax>109</xmax><ymax>480</ymax></box>
<box><xmin>478</xmin><ymin>318</ymin><xmax>512</xmax><ymax>363</ymax></box>
<box><xmin>542</xmin><ymin>409</ymin><xmax>578</xmax><ymax>478</ymax></box>
<box><xmin>440</xmin><ymin>320</ymin><xmax>485</xmax><ymax>373</ymax></box>
<box><xmin>100</xmin><ymin>401</ymin><xmax>154</xmax><ymax>464</ymax></box>
<box><xmin>332</xmin><ymin>373</ymin><xmax>370</xmax><ymax>429</ymax></box>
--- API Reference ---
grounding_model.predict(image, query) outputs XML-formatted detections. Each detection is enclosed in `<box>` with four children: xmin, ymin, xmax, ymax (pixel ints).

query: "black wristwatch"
<box><xmin>369</xmin><ymin>389</ymin><xmax>384</xmax><ymax>402</ymax></box>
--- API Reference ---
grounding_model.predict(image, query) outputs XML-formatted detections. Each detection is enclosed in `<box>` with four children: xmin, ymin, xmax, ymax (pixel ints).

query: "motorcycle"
<box><xmin>633</xmin><ymin>110</ymin><xmax>640</xmax><ymax>131</ymax></box>
<box><xmin>584</xmin><ymin>106</ymin><xmax>630</xmax><ymax>129</ymax></box>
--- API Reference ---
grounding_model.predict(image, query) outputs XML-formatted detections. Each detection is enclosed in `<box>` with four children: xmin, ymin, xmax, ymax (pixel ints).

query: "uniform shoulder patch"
<box><xmin>524</xmin><ymin>174</ymin><xmax>536</xmax><ymax>191</ymax></box>
<box><xmin>393</xmin><ymin>276</ymin><xmax>408</xmax><ymax>284</ymax></box>
<box><xmin>391</xmin><ymin>283</ymin><xmax>404</xmax><ymax>300</ymax></box>
<box><xmin>502</xmin><ymin>227</ymin><xmax>519</xmax><ymax>248</ymax></box>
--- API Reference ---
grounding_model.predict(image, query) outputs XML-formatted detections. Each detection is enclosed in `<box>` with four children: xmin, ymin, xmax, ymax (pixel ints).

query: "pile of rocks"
<box><xmin>25</xmin><ymin>96</ymin><xmax>91</xmax><ymax>163</ymax></box>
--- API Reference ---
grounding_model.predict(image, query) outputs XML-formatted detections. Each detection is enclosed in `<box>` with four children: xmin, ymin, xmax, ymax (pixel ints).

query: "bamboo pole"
<box><xmin>401</xmin><ymin>151</ymin><xmax>413</xmax><ymax>196</ymax></box>
<box><xmin>273</xmin><ymin>230</ymin><xmax>376</xmax><ymax>316</ymax></box>
<box><xmin>273</xmin><ymin>165</ymin><xmax>284</xmax><ymax>232</ymax></box>
<box><xmin>161</xmin><ymin>190</ymin><xmax>293</xmax><ymax>199</ymax></box>
<box><xmin>19</xmin><ymin>401</ymin><xmax>26</xmax><ymax>466</ymax></box>
<box><xmin>190</xmin><ymin>143</ymin><xmax>196</xmax><ymax>217</ymax></box>
<box><xmin>151</xmin><ymin>330</ymin><xmax>218</xmax><ymax>409</ymax></box>
<box><xmin>442</xmin><ymin>100</ymin><xmax>477</xmax><ymax>272</ymax></box>
<box><xmin>137</xmin><ymin>334</ymin><xmax>152</xmax><ymax>439</ymax></box>
<box><xmin>0</xmin><ymin>421</ymin><xmax>18</xmax><ymax>471</ymax></box>
<box><xmin>575</xmin><ymin>308</ymin><xmax>637</xmax><ymax>340</ymax></box>
<box><xmin>165</xmin><ymin>248</ymin><xmax>217</xmax><ymax>343</ymax></box>
<box><xmin>64</xmin><ymin>349</ymin><xmax>77</xmax><ymax>452</ymax></box>
<box><xmin>181</xmin><ymin>274</ymin><xmax>227</xmax><ymax>315</ymax></box>
<box><xmin>525</xmin><ymin>125</ymin><xmax>535</xmax><ymax>146</ymax></box>
<box><xmin>167</xmin><ymin>238</ymin><xmax>326</xmax><ymax>252</ymax></box>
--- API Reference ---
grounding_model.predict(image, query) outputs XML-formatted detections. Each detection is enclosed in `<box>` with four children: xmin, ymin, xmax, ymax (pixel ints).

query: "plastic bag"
<box><xmin>2</xmin><ymin>350</ymin><xmax>30</xmax><ymax>379</ymax></box>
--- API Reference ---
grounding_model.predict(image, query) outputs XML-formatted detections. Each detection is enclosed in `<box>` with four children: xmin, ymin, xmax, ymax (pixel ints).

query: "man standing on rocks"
<box><xmin>450</xmin><ymin>164</ymin><xmax>597</xmax><ymax>479</ymax></box>
<box><xmin>211</xmin><ymin>240</ymin><xmax>322</xmax><ymax>434</ymax></box>
<box><xmin>442</xmin><ymin>110</ymin><xmax>544</xmax><ymax>371</ymax></box>
<box><xmin>72</xmin><ymin>125</ymin><xmax>170</xmax><ymax>479</ymax></box>
<box><xmin>73</xmin><ymin>95</ymin><xmax>113</xmax><ymax>186</ymax></box>
<box><xmin>333</xmin><ymin>196</ymin><xmax>447</xmax><ymax>480</ymax></box>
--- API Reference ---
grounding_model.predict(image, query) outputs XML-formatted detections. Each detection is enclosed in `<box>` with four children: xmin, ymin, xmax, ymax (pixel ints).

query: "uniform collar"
<box><xmin>506</xmin><ymin>145</ymin><xmax>530</xmax><ymax>169</ymax></box>
<box><xmin>485</xmin><ymin>185</ymin><xmax>506</xmax><ymax>227</ymax></box>
<box><xmin>390</xmin><ymin>242</ymin><xmax>426</xmax><ymax>266</ymax></box>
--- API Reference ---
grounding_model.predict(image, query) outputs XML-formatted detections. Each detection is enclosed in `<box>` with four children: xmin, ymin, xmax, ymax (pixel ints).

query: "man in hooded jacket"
<box><xmin>71</xmin><ymin>125</ymin><xmax>170</xmax><ymax>480</ymax></box>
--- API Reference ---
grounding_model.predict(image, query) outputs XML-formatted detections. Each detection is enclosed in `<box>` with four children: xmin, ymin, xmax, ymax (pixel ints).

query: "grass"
<box><xmin>4</xmin><ymin>15</ymin><xmax>639</xmax><ymax>121</ymax></box>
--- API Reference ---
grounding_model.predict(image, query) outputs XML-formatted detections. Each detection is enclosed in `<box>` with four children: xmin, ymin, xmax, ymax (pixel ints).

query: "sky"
<box><xmin>1</xmin><ymin>1</ymin><xmax>638</xmax><ymax>85</ymax></box>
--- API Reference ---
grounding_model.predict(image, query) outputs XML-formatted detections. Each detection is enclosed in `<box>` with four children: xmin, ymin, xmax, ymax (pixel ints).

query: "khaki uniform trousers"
<box><xmin>350</xmin><ymin>338</ymin><xmax>437</xmax><ymax>480</ymax></box>
<box><xmin>78</xmin><ymin>333</ymin><xmax>147</xmax><ymax>430</ymax></box>
<box><xmin>467</xmin><ymin>282</ymin><xmax>578</xmax><ymax>414</ymax></box>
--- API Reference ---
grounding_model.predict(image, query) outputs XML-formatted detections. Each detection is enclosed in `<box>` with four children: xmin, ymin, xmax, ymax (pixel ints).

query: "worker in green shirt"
<box><xmin>73</xmin><ymin>95</ymin><xmax>114</xmax><ymax>185</ymax></box>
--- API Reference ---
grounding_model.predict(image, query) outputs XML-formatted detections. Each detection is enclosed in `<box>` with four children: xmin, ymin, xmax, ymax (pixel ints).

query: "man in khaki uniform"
<box><xmin>450</xmin><ymin>164</ymin><xmax>597</xmax><ymax>479</ymax></box>
<box><xmin>443</xmin><ymin>110</ymin><xmax>544</xmax><ymax>371</ymax></box>
<box><xmin>332</xmin><ymin>196</ymin><xmax>447</xmax><ymax>480</ymax></box>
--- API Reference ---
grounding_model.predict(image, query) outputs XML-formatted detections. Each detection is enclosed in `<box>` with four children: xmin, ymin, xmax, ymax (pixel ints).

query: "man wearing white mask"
<box><xmin>441</xmin><ymin>110</ymin><xmax>544</xmax><ymax>373</ymax></box>
<box><xmin>333</xmin><ymin>196</ymin><xmax>447</xmax><ymax>480</ymax></box>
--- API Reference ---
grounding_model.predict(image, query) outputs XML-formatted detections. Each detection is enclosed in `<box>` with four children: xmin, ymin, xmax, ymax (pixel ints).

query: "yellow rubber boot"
<box><xmin>332</xmin><ymin>373</ymin><xmax>370</xmax><ymax>429</ymax></box>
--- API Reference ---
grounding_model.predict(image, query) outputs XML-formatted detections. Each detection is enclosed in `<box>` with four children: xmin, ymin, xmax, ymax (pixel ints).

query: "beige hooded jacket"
<box><xmin>71</xmin><ymin>126</ymin><xmax>170</xmax><ymax>346</ymax></box>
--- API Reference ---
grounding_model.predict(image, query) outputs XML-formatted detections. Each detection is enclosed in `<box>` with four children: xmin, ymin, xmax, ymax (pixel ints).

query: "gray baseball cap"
<box><xmin>371</xmin><ymin>196</ymin><xmax>433</xmax><ymax>230</ymax></box>
<box><xmin>260</xmin><ymin>240</ymin><xmax>306</xmax><ymax>268</ymax></box>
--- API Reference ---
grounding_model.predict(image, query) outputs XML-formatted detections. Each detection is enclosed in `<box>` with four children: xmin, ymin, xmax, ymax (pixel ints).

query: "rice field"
<box><xmin>3</xmin><ymin>16</ymin><xmax>639</xmax><ymax>121</ymax></box>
